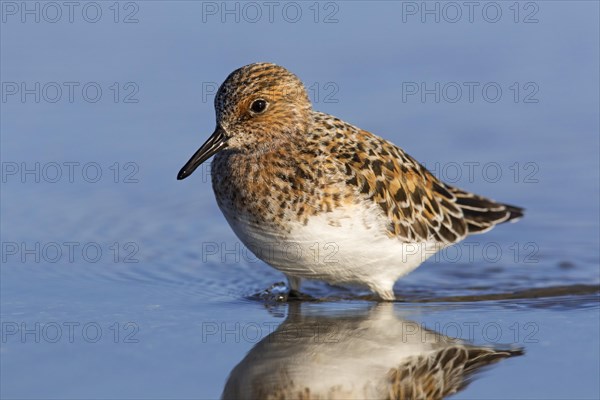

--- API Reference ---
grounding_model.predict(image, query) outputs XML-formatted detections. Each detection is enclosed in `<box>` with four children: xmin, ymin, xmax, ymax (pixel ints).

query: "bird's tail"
<box><xmin>448</xmin><ymin>187</ymin><xmax>524</xmax><ymax>234</ymax></box>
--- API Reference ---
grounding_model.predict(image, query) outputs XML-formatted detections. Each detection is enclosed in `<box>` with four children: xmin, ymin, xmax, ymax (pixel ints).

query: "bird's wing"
<box><xmin>319</xmin><ymin>116</ymin><xmax>522</xmax><ymax>244</ymax></box>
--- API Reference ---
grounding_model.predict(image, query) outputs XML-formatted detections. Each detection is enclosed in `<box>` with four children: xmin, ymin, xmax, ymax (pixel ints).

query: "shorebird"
<box><xmin>178</xmin><ymin>63</ymin><xmax>523</xmax><ymax>300</ymax></box>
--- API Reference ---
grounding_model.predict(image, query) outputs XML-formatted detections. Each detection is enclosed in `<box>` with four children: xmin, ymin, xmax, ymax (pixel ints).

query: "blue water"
<box><xmin>1</xmin><ymin>1</ymin><xmax>599</xmax><ymax>399</ymax></box>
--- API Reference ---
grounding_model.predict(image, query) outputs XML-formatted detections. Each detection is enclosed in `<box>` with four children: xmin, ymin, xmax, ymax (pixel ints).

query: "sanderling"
<box><xmin>178</xmin><ymin>62</ymin><xmax>523</xmax><ymax>301</ymax></box>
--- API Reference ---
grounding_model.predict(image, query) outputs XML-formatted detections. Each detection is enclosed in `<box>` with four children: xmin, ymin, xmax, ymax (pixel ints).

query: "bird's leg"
<box><xmin>370</xmin><ymin>282</ymin><xmax>397</xmax><ymax>302</ymax></box>
<box><xmin>377</xmin><ymin>289</ymin><xmax>397</xmax><ymax>302</ymax></box>
<box><xmin>286</xmin><ymin>275</ymin><xmax>302</xmax><ymax>298</ymax></box>
<box><xmin>284</xmin><ymin>276</ymin><xmax>319</xmax><ymax>301</ymax></box>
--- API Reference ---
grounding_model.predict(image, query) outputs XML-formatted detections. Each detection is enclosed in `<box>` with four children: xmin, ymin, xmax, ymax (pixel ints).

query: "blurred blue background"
<box><xmin>1</xmin><ymin>1</ymin><xmax>599</xmax><ymax>399</ymax></box>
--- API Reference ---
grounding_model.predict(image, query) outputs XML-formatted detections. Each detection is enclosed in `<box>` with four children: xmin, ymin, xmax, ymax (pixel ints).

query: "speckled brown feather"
<box><xmin>304</xmin><ymin>112</ymin><xmax>523</xmax><ymax>244</ymax></box>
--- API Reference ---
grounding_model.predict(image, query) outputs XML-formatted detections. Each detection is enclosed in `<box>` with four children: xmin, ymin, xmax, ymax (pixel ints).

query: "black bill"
<box><xmin>177</xmin><ymin>127</ymin><xmax>228</xmax><ymax>180</ymax></box>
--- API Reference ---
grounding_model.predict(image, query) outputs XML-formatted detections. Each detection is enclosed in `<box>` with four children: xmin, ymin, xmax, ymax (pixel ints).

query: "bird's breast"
<box><xmin>211</xmin><ymin>149</ymin><xmax>350</xmax><ymax>229</ymax></box>
<box><xmin>211</xmin><ymin>151</ymin><xmax>295</xmax><ymax>231</ymax></box>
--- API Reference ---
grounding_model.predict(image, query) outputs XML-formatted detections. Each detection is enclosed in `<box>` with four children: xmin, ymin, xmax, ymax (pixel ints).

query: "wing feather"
<box><xmin>318</xmin><ymin>114</ymin><xmax>524</xmax><ymax>244</ymax></box>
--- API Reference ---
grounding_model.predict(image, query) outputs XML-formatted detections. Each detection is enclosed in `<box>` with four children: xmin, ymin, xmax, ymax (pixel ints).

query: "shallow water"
<box><xmin>1</xmin><ymin>1</ymin><xmax>599</xmax><ymax>399</ymax></box>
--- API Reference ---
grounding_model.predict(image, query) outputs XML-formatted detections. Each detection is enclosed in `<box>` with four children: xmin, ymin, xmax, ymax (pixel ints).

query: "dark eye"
<box><xmin>250</xmin><ymin>99</ymin><xmax>268</xmax><ymax>114</ymax></box>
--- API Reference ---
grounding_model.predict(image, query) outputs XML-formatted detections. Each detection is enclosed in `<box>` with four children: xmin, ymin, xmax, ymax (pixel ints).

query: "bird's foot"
<box><xmin>255</xmin><ymin>281</ymin><xmax>288</xmax><ymax>302</ymax></box>
<box><xmin>252</xmin><ymin>282</ymin><xmax>318</xmax><ymax>303</ymax></box>
<box><xmin>286</xmin><ymin>289</ymin><xmax>318</xmax><ymax>302</ymax></box>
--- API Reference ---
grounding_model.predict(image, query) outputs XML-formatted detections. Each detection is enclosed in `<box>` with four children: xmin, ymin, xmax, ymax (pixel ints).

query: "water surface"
<box><xmin>1</xmin><ymin>1</ymin><xmax>599</xmax><ymax>399</ymax></box>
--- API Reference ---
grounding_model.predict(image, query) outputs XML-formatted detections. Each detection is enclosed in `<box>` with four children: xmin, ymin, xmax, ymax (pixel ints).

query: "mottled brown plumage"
<box><xmin>178</xmin><ymin>62</ymin><xmax>524</xmax><ymax>300</ymax></box>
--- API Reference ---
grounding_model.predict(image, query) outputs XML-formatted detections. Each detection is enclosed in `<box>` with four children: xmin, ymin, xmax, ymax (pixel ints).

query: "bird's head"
<box><xmin>178</xmin><ymin>63</ymin><xmax>312</xmax><ymax>180</ymax></box>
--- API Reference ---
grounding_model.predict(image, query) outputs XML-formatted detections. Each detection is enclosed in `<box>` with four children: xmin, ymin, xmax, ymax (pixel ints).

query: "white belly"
<box><xmin>221</xmin><ymin>202</ymin><xmax>443</xmax><ymax>296</ymax></box>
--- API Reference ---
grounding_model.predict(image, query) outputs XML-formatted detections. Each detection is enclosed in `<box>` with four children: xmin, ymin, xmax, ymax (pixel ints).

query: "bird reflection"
<box><xmin>222</xmin><ymin>303</ymin><xmax>522</xmax><ymax>400</ymax></box>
